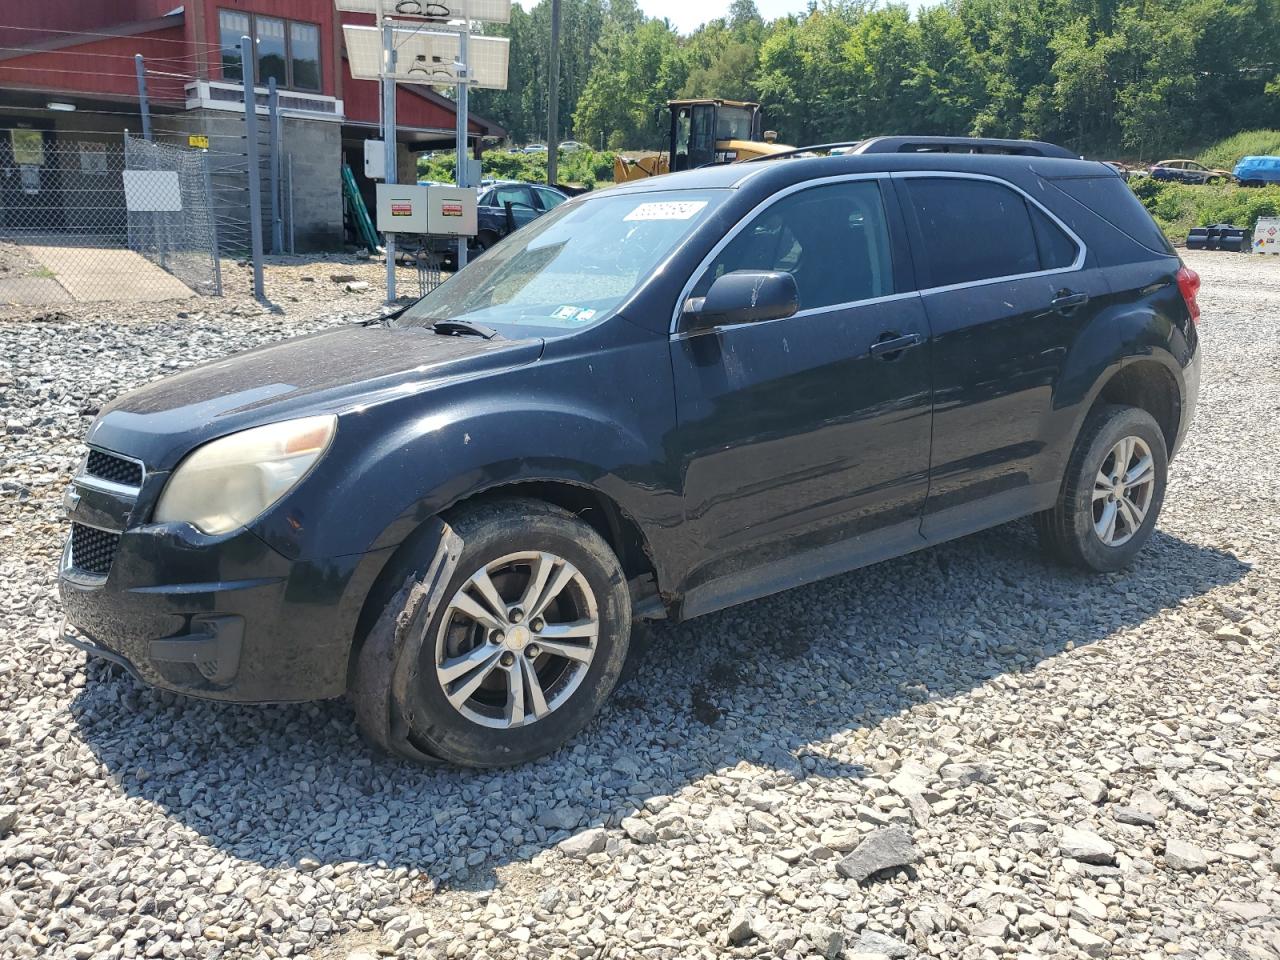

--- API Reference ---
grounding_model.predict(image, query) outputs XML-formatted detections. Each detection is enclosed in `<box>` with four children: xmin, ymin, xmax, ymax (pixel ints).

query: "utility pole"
<box><xmin>455</xmin><ymin>26</ymin><xmax>470</xmax><ymax>271</ymax></box>
<box><xmin>134</xmin><ymin>54</ymin><xmax>152</xmax><ymax>140</ymax></box>
<box><xmin>382</xmin><ymin>17</ymin><xmax>398</xmax><ymax>301</ymax></box>
<box><xmin>547</xmin><ymin>0</ymin><xmax>560</xmax><ymax>186</ymax></box>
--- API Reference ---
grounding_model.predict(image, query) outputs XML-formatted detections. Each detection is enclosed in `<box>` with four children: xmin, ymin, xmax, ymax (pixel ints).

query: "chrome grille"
<box><xmin>85</xmin><ymin>450</ymin><xmax>143</xmax><ymax>488</ymax></box>
<box><xmin>70</xmin><ymin>524</ymin><xmax>120</xmax><ymax>576</ymax></box>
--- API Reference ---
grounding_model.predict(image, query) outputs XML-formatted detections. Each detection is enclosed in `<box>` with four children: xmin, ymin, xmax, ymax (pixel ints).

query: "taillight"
<box><xmin>1176</xmin><ymin>264</ymin><xmax>1201</xmax><ymax>325</ymax></box>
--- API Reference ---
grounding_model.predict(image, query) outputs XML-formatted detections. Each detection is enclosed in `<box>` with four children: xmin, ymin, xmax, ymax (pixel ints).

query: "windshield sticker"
<box><xmin>624</xmin><ymin>200</ymin><xmax>708</xmax><ymax>222</ymax></box>
<box><xmin>552</xmin><ymin>305</ymin><xmax>580</xmax><ymax>319</ymax></box>
<box><xmin>574</xmin><ymin>308</ymin><xmax>597</xmax><ymax>323</ymax></box>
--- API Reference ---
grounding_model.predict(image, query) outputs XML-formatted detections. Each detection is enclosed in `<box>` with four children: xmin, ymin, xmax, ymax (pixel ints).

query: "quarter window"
<box><xmin>904</xmin><ymin>178</ymin><xmax>1048</xmax><ymax>287</ymax></box>
<box><xmin>219</xmin><ymin>10</ymin><xmax>322</xmax><ymax>92</ymax></box>
<box><xmin>693</xmin><ymin>180</ymin><xmax>895</xmax><ymax>311</ymax></box>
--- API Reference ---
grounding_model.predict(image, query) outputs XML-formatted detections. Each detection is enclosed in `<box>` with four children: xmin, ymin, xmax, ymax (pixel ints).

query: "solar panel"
<box><xmin>343</xmin><ymin>25</ymin><xmax>510</xmax><ymax>89</ymax></box>
<box><xmin>335</xmin><ymin>0</ymin><xmax>511</xmax><ymax>25</ymax></box>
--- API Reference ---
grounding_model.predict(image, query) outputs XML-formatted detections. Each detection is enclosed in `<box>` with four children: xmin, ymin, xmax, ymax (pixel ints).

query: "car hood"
<box><xmin>87</xmin><ymin>324</ymin><xmax>543</xmax><ymax>469</ymax></box>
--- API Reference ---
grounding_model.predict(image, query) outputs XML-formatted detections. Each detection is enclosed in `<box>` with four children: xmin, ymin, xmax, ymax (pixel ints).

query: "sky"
<box><xmin>513</xmin><ymin>0</ymin><xmax>930</xmax><ymax>36</ymax></box>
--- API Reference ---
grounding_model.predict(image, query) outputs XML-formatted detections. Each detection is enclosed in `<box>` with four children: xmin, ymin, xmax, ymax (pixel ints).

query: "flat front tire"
<box><xmin>354</xmin><ymin>498</ymin><xmax>632</xmax><ymax>767</ymax></box>
<box><xmin>1035</xmin><ymin>404</ymin><xmax>1168</xmax><ymax>572</ymax></box>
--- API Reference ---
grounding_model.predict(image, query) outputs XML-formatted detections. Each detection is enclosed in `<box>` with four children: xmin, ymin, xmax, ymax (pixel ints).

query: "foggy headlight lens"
<box><xmin>155</xmin><ymin>415</ymin><xmax>336</xmax><ymax>535</ymax></box>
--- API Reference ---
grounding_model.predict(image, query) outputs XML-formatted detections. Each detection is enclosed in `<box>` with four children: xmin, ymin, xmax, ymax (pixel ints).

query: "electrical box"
<box><xmin>426</xmin><ymin>184</ymin><xmax>478</xmax><ymax>236</ymax></box>
<box><xmin>364</xmin><ymin>139</ymin><xmax>386</xmax><ymax>180</ymax></box>
<box><xmin>376</xmin><ymin>183</ymin><xmax>430</xmax><ymax>233</ymax></box>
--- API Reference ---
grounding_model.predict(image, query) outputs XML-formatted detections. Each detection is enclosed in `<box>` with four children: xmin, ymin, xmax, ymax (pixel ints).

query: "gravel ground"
<box><xmin>1</xmin><ymin>251</ymin><xmax>1277</xmax><ymax>960</ymax></box>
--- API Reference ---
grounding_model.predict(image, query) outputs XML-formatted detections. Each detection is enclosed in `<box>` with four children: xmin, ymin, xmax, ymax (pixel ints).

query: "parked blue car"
<box><xmin>1234</xmin><ymin>156</ymin><xmax>1280</xmax><ymax>187</ymax></box>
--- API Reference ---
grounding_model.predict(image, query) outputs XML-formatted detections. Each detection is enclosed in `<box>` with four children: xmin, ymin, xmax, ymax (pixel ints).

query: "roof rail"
<box><xmin>856</xmin><ymin>136</ymin><xmax>1079</xmax><ymax>159</ymax></box>
<box><xmin>747</xmin><ymin>136</ymin><xmax>1079</xmax><ymax>162</ymax></box>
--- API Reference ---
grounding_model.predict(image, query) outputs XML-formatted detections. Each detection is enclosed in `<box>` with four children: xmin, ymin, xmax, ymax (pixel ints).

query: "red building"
<box><xmin>0</xmin><ymin>1</ymin><xmax>505</xmax><ymax>249</ymax></box>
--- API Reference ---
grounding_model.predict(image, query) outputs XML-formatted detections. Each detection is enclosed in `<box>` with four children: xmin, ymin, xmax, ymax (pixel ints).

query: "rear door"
<box><xmin>669</xmin><ymin>176</ymin><xmax>933</xmax><ymax>611</ymax></box>
<box><xmin>896</xmin><ymin>172</ymin><xmax>1111</xmax><ymax>538</ymax></box>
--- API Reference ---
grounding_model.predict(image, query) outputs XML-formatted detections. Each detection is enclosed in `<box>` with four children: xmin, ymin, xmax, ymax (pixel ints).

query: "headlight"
<box><xmin>155</xmin><ymin>415</ymin><xmax>336</xmax><ymax>535</ymax></box>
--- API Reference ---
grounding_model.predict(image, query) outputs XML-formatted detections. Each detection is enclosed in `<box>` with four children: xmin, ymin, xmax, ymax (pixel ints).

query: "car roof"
<box><xmin>599</xmin><ymin>151</ymin><xmax>1114</xmax><ymax>198</ymax></box>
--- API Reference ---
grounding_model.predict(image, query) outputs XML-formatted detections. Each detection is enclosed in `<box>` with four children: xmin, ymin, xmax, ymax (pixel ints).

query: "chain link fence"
<box><xmin>0</xmin><ymin>133</ymin><xmax>220</xmax><ymax>305</ymax></box>
<box><xmin>123</xmin><ymin>136</ymin><xmax>221</xmax><ymax>296</ymax></box>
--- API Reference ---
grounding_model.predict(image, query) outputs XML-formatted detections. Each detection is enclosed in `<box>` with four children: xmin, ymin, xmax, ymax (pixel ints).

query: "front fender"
<box><xmin>251</xmin><ymin>328</ymin><xmax>680</xmax><ymax>574</ymax></box>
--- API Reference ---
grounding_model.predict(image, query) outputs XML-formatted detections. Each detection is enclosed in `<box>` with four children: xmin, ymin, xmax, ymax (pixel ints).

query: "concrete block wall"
<box><xmin>166</xmin><ymin>108</ymin><xmax>342</xmax><ymax>253</ymax></box>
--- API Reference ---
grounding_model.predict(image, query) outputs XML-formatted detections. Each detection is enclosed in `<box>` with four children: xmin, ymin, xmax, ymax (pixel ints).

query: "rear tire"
<box><xmin>353</xmin><ymin>498</ymin><xmax>631</xmax><ymax>767</ymax></box>
<box><xmin>1035</xmin><ymin>405</ymin><xmax>1168</xmax><ymax>573</ymax></box>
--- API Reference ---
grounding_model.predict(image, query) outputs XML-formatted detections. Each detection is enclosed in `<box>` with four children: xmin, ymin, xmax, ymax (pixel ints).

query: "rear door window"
<box><xmin>902</xmin><ymin>178</ymin><xmax>1042</xmax><ymax>287</ymax></box>
<box><xmin>1030</xmin><ymin>204</ymin><xmax>1079</xmax><ymax>269</ymax></box>
<box><xmin>692</xmin><ymin>179</ymin><xmax>895</xmax><ymax>311</ymax></box>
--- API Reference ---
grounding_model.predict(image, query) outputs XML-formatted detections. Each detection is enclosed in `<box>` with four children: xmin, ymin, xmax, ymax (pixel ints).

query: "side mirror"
<box><xmin>682</xmin><ymin>270</ymin><xmax>799</xmax><ymax>332</ymax></box>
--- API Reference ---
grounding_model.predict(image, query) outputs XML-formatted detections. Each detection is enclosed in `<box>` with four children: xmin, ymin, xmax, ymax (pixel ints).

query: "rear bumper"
<box><xmin>59</xmin><ymin>526</ymin><xmax>394</xmax><ymax>703</ymax></box>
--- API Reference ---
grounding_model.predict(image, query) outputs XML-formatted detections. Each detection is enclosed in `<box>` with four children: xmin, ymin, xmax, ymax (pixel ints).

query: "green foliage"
<box><xmin>1197</xmin><ymin>130</ymin><xmax>1280</xmax><ymax>171</ymax></box>
<box><xmin>417</xmin><ymin>149</ymin><xmax>616</xmax><ymax>189</ymax></box>
<box><xmin>468</xmin><ymin>0</ymin><xmax>1280</xmax><ymax>155</ymax></box>
<box><xmin>1130</xmin><ymin>177</ymin><xmax>1280</xmax><ymax>241</ymax></box>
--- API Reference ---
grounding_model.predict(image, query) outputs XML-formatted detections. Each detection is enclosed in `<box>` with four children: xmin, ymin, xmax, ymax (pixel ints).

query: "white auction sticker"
<box><xmin>624</xmin><ymin>200</ymin><xmax>708</xmax><ymax>221</ymax></box>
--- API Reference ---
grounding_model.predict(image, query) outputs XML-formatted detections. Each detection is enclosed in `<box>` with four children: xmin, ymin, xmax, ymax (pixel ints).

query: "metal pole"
<box><xmin>383</xmin><ymin>20</ymin><xmax>397</xmax><ymax>302</ymax></box>
<box><xmin>241</xmin><ymin>35</ymin><xmax>265</xmax><ymax>301</ymax></box>
<box><xmin>268</xmin><ymin>77</ymin><xmax>283</xmax><ymax>254</ymax></box>
<box><xmin>287</xmin><ymin>153</ymin><xmax>295</xmax><ymax>254</ymax></box>
<box><xmin>547</xmin><ymin>0</ymin><xmax>560</xmax><ymax>186</ymax></box>
<box><xmin>134</xmin><ymin>54</ymin><xmax>152</xmax><ymax>140</ymax></box>
<box><xmin>203</xmin><ymin>149</ymin><xmax>223</xmax><ymax>296</ymax></box>
<box><xmin>455</xmin><ymin>26</ymin><xmax>470</xmax><ymax>271</ymax></box>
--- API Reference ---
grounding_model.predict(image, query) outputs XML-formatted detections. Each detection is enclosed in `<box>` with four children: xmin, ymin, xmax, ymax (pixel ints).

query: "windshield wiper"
<box><xmin>430</xmin><ymin>319</ymin><xmax>501</xmax><ymax>340</ymax></box>
<box><xmin>360</xmin><ymin>303</ymin><xmax>412</xmax><ymax>327</ymax></box>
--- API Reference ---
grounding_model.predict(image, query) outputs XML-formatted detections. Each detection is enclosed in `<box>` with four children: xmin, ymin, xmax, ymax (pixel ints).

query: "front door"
<box><xmin>669</xmin><ymin>177</ymin><xmax>933</xmax><ymax>615</ymax></box>
<box><xmin>894</xmin><ymin>173</ymin><xmax>1111</xmax><ymax>538</ymax></box>
<box><xmin>491</xmin><ymin>183</ymin><xmax>541</xmax><ymax>232</ymax></box>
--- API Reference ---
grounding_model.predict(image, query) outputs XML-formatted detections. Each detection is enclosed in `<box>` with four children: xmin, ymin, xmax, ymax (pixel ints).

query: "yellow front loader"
<box><xmin>613</xmin><ymin>99</ymin><xmax>792</xmax><ymax>183</ymax></box>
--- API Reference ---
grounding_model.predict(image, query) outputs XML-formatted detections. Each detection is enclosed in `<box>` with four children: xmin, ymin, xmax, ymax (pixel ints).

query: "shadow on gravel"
<box><xmin>69</xmin><ymin>520</ymin><xmax>1248</xmax><ymax>888</ymax></box>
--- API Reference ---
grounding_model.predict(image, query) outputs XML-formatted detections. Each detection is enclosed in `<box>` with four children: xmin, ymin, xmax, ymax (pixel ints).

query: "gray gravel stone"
<box><xmin>1165</xmin><ymin>837</ymin><xmax>1209</xmax><ymax>872</ymax></box>
<box><xmin>1060</xmin><ymin>827</ymin><xmax>1117</xmax><ymax>865</ymax></box>
<box><xmin>835</xmin><ymin>826</ymin><xmax>919</xmax><ymax>882</ymax></box>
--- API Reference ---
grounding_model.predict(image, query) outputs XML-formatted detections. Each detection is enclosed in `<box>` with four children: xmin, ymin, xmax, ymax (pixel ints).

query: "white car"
<box><xmin>523</xmin><ymin>144</ymin><xmax>548</xmax><ymax>154</ymax></box>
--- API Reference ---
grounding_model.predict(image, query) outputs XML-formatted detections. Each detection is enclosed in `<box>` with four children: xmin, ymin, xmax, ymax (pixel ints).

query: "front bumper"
<box><xmin>59</xmin><ymin>521</ymin><xmax>393</xmax><ymax>703</ymax></box>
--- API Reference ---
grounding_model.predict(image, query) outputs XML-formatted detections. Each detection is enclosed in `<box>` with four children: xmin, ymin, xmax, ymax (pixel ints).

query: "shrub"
<box><xmin>416</xmin><ymin>148</ymin><xmax>616</xmax><ymax>189</ymax></box>
<box><xmin>1130</xmin><ymin>177</ymin><xmax>1280</xmax><ymax>242</ymax></box>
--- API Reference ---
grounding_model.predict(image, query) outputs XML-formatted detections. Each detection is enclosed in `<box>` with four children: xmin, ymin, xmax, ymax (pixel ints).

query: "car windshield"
<box><xmin>398</xmin><ymin>189</ymin><xmax>728</xmax><ymax>334</ymax></box>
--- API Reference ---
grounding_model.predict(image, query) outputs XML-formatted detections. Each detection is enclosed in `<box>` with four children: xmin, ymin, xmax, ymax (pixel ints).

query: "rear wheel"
<box><xmin>354</xmin><ymin>499</ymin><xmax>631</xmax><ymax>767</ymax></box>
<box><xmin>1035</xmin><ymin>405</ymin><xmax>1168</xmax><ymax>572</ymax></box>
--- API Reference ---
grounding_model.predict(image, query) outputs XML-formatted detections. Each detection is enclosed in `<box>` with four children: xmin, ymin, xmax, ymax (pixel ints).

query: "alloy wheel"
<box><xmin>1092</xmin><ymin>435</ymin><xmax>1156</xmax><ymax>547</ymax></box>
<box><xmin>434</xmin><ymin>551</ymin><xmax>599</xmax><ymax>729</ymax></box>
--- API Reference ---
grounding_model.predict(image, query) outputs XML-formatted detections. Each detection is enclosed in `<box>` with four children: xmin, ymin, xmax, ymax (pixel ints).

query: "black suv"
<box><xmin>60</xmin><ymin>142</ymin><xmax>1201</xmax><ymax>767</ymax></box>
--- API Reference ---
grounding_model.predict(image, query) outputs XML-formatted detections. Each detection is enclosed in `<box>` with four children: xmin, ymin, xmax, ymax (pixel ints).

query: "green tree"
<box><xmin>574</xmin><ymin>19</ymin><xmax>687</xmax><ymax>148</ymax></box>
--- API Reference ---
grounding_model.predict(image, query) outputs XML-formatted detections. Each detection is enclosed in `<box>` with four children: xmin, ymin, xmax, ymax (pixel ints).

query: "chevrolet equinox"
<box><xmin>60</xmin><ymin>141</ymin><xmax>1201</xmax><ymax>767</ymax></box>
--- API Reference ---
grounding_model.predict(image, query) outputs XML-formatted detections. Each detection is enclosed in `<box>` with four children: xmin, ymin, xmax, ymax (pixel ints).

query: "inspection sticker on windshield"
<box><xmin>552</xmin><ymin>305</ymin><xmax>580</xmax><ymax>319</ymax></box>
<box><xmin>624</xmin><ymin>200</ymin><xmax>707</xmax><ymax>221</ymax></box>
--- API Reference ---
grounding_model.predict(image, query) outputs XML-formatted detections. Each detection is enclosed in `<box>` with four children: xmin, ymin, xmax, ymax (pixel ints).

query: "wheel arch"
<box><xmin>1089</xmin><ymin>357</ymin><xmax>1182</xmax><ymax>455</ymax></box>
<box><xmin>344</xmin><ymin>477</ymin><xmax>666</xmax><ymax>691</ymax></box>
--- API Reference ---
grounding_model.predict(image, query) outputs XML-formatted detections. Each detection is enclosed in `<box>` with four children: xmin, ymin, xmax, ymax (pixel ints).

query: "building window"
<box><xmin>290</xmin><ymin>23</ymin><xmax>321</xmax><ymax>92</ymax></box>
<box><xmin>219</xmin><ymin>9</ymin><xmax>322</xmax><ymax>92</ymax></box>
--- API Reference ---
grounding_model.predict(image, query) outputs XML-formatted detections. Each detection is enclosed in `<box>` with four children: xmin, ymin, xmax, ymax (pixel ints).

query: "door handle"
<box><xmin>869</xmin><ymin>332</ymin><xmax>923</xmax><ymax>359</ymax></box>
<box><xmin>1051</xmin><ymin>290</ymin><xmax>1089</xmax><ymax>313</ymax></box>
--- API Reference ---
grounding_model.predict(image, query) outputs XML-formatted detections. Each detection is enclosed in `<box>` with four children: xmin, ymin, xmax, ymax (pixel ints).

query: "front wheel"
<box><xmin>1035</xmin><ymin>405</ymin><xmax>1168</xmax><ymax>572</ymax></box>
<box><xmin>353</xmin><ymin>499</ymin><xmax>632</xmax><ymax>767</ymax></box>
